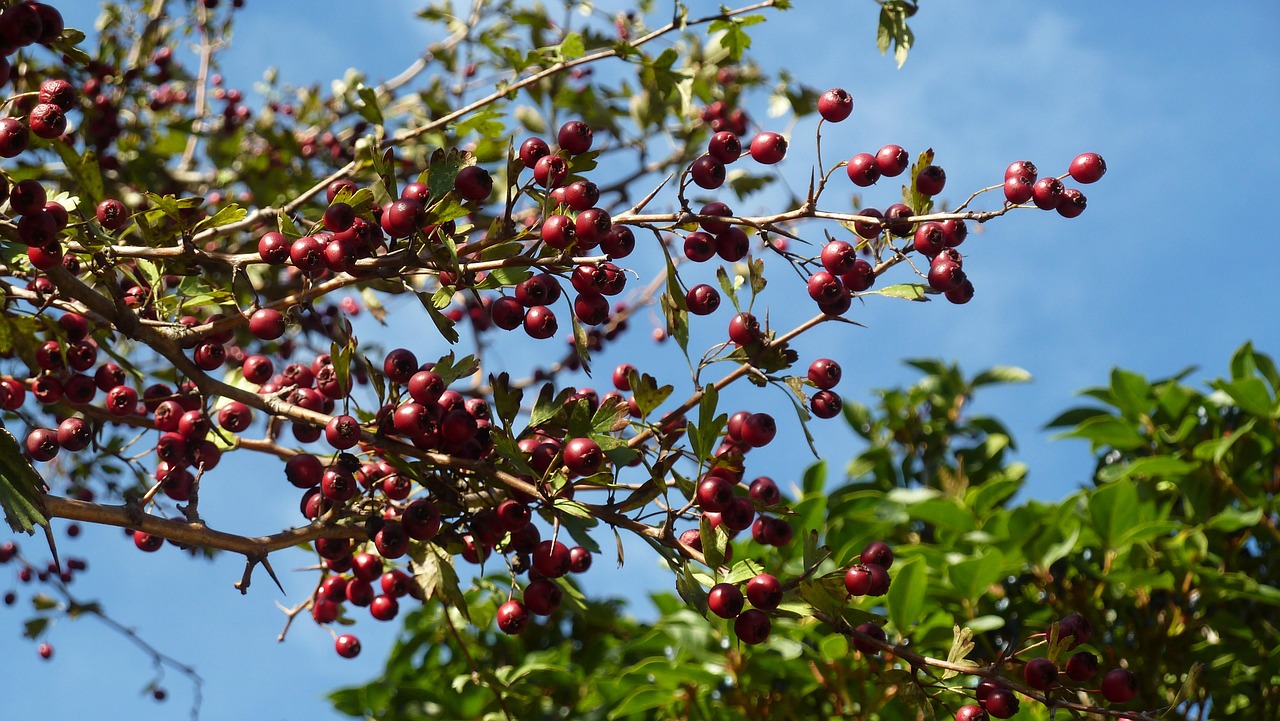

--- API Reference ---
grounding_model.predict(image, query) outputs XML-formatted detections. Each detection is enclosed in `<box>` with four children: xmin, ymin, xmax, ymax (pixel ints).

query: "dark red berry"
<box><xmin>1069</xmin><ymin>152</ymin><xmax>1106</xmax><ymax>184</ymax></box>
<box><xmin>749</xmin><ymin>132</ymin><xmax>787</xmax><ymax>164</ymax></box>
<box><xmin>1024</xmin><ymin>657</ymin><xmax>1058</xmax><ymax>690</ymax></box>
<box><xmin>1101</xmin><ymin>668</ymin><xmax>1138</xmax><ymax>703</ymax></box>
<box><xmin>708</xmin><ymin>583</ymin><xmax>744</xmax><ymax>619</ymax></box>
<box><xmin>847</xmin><ymin>152</ymin><xmax>881</xmax><ymax>187</ymax></box>
<box><xmin>817</xmin><ymin>88</ymin><xmax>853</xmax><ymax>122</ymax></box>
<box><xmin>734</xmin><ymin>608</ymin><xmax>771</xmax><ymax>644</ymax></box>
<box><xmin>876</xmin><ymin>144</ymin><xmax>910</xmax><ymax>177</ymax></box>
<box><xmin>335</xmin><ymin>633</ymin><xmax>361</xmax><ymax>658</ymax></box>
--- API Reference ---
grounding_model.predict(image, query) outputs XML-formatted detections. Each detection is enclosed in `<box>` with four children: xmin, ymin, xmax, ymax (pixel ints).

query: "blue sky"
<box><xmin>5</xmin><ymin>2</ymin><xmax>1279</xmax><ymax>719</ymax></box>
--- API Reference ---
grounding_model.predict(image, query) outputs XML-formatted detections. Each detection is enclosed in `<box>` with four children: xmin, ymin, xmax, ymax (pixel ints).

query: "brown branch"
<box><xmin>41</xmin><ymin>495</ymin><xmax>365</xmax><ymax>557</ymax></box>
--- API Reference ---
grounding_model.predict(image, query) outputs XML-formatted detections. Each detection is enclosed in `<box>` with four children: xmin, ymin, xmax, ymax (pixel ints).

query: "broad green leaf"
<box><xmin>972</xmin><ymin>366</ymin><xmax>1032</xmax><ymax>387</ymax></box>
<box><xmin>948</xmin><ymin>549</ymin><xmax>1003</xmax><ymax>602</ymax></box>
<box><xmin>1088</xmin><ymin>477</ymin><xmax>1138</xmax><ymax>550</ymax></box>
<box><xmin>0</xmin><ymin>426</ymin><xmax>49</xmax><ymax>532</ymax></box>
<box><xmin>866</xmin><ymin>283</ymin><xmax>929</xmax><ymax>301</ymax></box>
<box><xmin>886</xmin><ymin>555</ymin><xmax>926</xmax><ymax>633</ymax></box>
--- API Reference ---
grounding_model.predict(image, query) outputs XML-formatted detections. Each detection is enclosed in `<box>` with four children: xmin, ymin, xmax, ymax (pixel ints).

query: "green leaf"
<box><xmin>948</xmin><ymin>549</ymin><xmax>1003</xmax><ymax>602</ymax></box>
<box><xmin>0</xmin><ymin>426</ymin><xmax>49</xmax><ymax>532</ymax></box>
<box><xmin>1043</xmin><ymin>406</ymin><xmax>1110</xmax><ymax>429</ymax></box>
<box><xmin>1205</xmin><ymin>507</ymin><xmax>1264</xmax><ymax>533</ymax></box>
<box><xmin>627</xmin><ymin>371</ymin><xmax>673</xmax><ymax>419</ymax></box>
<box><xmin>865</xmin><ymin>283</ymin><xmax>929</xmax><ymax>301</ymax></box>
<box><xmin>559</xmin><ymin>32</ymin><xmax>585</xmax><ymax>60</ymax></box>
<box><xmin>1096</xmin><ymin>455</ymin><xmax>1198</xmax><ymax>483</ymax></box>
<box><xmin>1213</xmin><ymin>377</ymin><xmax>1275</xmax><ymax>418</ymax></box>
<box><xmin>942</xmin><ymin>625</ymin><xmax>979</xmax><ymax>679</ymax></box>
<box><xmin>1088</xmin><ymin>477</ymin><xmax>1138</xmax><ymax>550</ymax></box>
<box><xmin>972</xmin><ymin>366</ymin><xmax>1033</xmax><ymax>387</ymax></box>
<box><xmin>1056</xmin><ymin>415</ymin><xmax>1147</xmax><ymax>450</ymax></box>
<box><xmin>490</xmin><ymin>373</ymin><xmax>522</xmax><ymax>431</ymax></box>
<box><xmin>426</xmin><ymin>147</ymin><xmax>471</xmax><ymax>201</ymax></box>
<box><xmin>355</xmin><ymin>84</ymin><xmax>383</xmax><ymax>125</ymax></box>
<box><xmin>1109</xmin><ymin>367</ymin><xmax>1152</xmax><ymax>417</ymax></box>
<box><xmin>886</xmin><ymin>555</ymin><xmax>926</xmax><ymax>633</ymax></box>
<box><xmin>22</xmin><ymin>617</ymin><xmax>50</xmax><ymax>640</ymax></box>
<box><xmin>193</xmin><ymin>203</ymin><xmax>247</xmax><ymax>233</ymax></box>
<box><xmin>408</xmin><ymin>541</ymin><xmax>469</xmax><ymax>622</ymax></box>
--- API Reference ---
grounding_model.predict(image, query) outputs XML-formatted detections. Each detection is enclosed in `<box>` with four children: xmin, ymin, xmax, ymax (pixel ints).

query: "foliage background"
<box><xmin>2</xmin><ymin>1</ymin><xmax>1277</xmax><ymax>719</ymax></box>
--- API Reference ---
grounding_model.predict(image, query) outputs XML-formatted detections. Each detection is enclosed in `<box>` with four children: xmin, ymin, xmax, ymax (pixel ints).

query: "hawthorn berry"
<box><xmin>557</xmin><ymin>120</ymin><xmax>593</xmax><ymax>155</ymax></box>
<box><xmin>1069</xmin><ymin>152</ymin><xmax>1107</xmax><ymax>183</ymax></box>
<box><xmin>496</xmin><ymin>600</ymin><xmax>529</xmax><ymax>634</ymax></box>
<box><xmin>524</xmin><ymin>578</ymin><xmax>563</xmax><ymax>616</ymax></box>
<box><xmin>876</xmin><ymin>144</ymin><xmax>910</xmax><ymax>177</ymax></box>
<box><xmin>749</xmin><ymin>132</ymin><xmax>787</xmax><ymax>164</ymax></box>
<box><xmin>982</xmin><ymin>689</ymin><xmax>1019</xmax><ymax>719</ymax></box>
<box><xmin>334</xmin><ymin>634</ymin><xmax>362</xmax><ymax>658</ymax></box>
<box><xmin>708</xmin><ymin>131</ymin><xmax>742</xmax><ymax>163</ymax></box>
<box><xmin>708</xmin><ymin>583</ymin><xmax>744</xmax><ymax>619</ymax></box>
<box><xmin>1066</xmin><ymin>651</ymin><xmax>1099</xmax><ymax>681</ymax></box>
<box><xmin>817</xmin><ymin>88</ymin><xmax>853</xmax><ymax>122</ymax></box>
<box><xmin>1024</xmin><ymin>657</ymin><xmax>1059</xmax><ymax>690</ymax></box>
<box><xmin>734</xmin><ymin>608</ymin><xmax>771</xmax><ymax>644</ymax></box>
<box><xmin>690</xmin><ymin>155</ymin><xmax>726</xmax><ymax>189</ymax></box>
<box><xmin>745</xmin><ymin>573</ymin><xmax>783</xmax><ymax>610</ymax></box>
<box><xmin>847</xmin><ymin>152</ymin><xmax>881</xmax><ymax>187</ymax></box>
<box><xmin>852</xmin><ymin>621</ymin><xmax>886</xmax><ymax>654</ymax></box>
<box><xmin>1101</xmin><ymin>668</ymin><xmax>1138</xmax><ymax>703</ymax></box>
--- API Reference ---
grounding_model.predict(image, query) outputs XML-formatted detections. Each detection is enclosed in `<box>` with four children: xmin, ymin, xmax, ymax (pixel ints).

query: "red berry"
<box><xmin>37</xmin><ymin>642</ymin><xmax>52</xmax><ymax>660</ymax></box>
<box><xmin>249</xmin><ymin>308</ymin><xmax>285</xmax><ymax>340</ymax></box>
<box><xmin>28</xmin><ymin>103</ymin><xmax>66</xmax><ymax>139</ymax></box>
<box><xmin>749</xmin><ymin>132</ymin><xmax>787</xmax><ymax>164</ymax></box>
<box><xmin>817</xmin><ymin>88</ymin><xmax>853</xmax><ymax>122</ymax></box>
<box><xmin>557</xmin><ymin>120</ymin><xmax>593</xmax><ymax>155</ymax></box>
<box><xmin>496</xmin><ymin>599</ymin><xmax>529</xmax><ymax>634</ymax></box>
<box><xmin>876</xmin><ymin>144</ymin><xmax>910</xmax><ymax>177</ymax></box>
<box><xmin>532</xmin><ymin>540</ymin><xmax>571</xmax><ymax>578</ymax></box>
<box><xmin>748</xmin><ymin>476</ymin><xmax>781</xmax><ymax>505</ymax></box>
<box><xmin>820</xmin><ymin>240</ymin><xmax>857</xmax><ymax>275</ymax></box>
<box><xmin>861</xmin><ymin>541</ymin><xmax>894</xmax><ymax>569</ymax></box>
<box><xmin>533</xmin><ymin>155</ymin><xmax>568</xmax><ymax>188</ymax></box>
<box><xmin>852</xmin><ymin>621</ymin><xmax>886</xmax><ymax>654</ymax></box>
<box><xmin>982</xmin><ymin>689</ymin><xmax>1019</xmax><ymax>719</ymax></box>
<box><xmin>1031</xmin><ymin>176</ymin><xmax>1064</xmax><ymax>210</ymax></box>
<box><xmin>1065</xmin><ymin>651</ymin><xmax>1098</xmax><ymax>681</ymax></box>
<box><xmin>1057</xmin><ymin>188</ymin><xmax>1087</xmax><ymax>218</ymax></box>
<box><xmin>740</xmin><ymin>412</ymin><xmax>776</xmax><ymax>448</ymax></box>
<box><xmin>1003</xmin><ymin>175</ymin><xmax>1034</xmax><ymax>205</ymax></box>
<box><xmin>734</xmin><ymin>608</ymin><xmax>771</xmax><ymax>644</ymax></box>
<box><xmin>846</xmin><ymin>152</ymin><xmax>881</xmax><ymax>187</ymax></box>
<box><xmin>334</xmin><ymin>633</ymin><xmax>362</xmax><ymax>658</ymax></box>
<box><xmin>915</xmin><ymin>165</ymin><xmax>946</xmax><ymax>195</ymax></box>
<box><xmin>745</xmin><ymin>573</ymin><xmax>783</xmax><ymax>610</ymax></box>
<box><xmin>690</xmin><ymin>155</ymin><xmax>726</xmax><ymax>189</ymax></box>
<box><xmin>708</xmin><ymin>583</ymin><xmax>744</xmax><ymax>619</ymax></box>
<box><xmin>96</xmin><ymin>199</ymin><xmax>131</xmax><ymax>230</ymax></box>
<box><xmin>1101</xmin><ymin>668</ymin><xmax>1138</xmax><ymax>703</ymax></box>
<box><xmin>708</xmin><ymin>131</ymin><xmax>742</xmax><ymax>163</ymax></box>
<box><xmin>956</xmin><ymin>705</ymin><xmax>988</xmax><ymax>721</ymax></box>
<box><xmin>523</xmin><ymin>578</ymin><xmax>563</xmax><ymax>616</ymax></box>
<box><xmin>370</xmin><ymin>594</ymin><xmax>399</xmax><ymax>621</ymax></box>
<box><xmin>1004</xmin><ymin>160</ymin><xmax>1038</xmax><ymax>184</ymax></box>
<box><xmin>727</xmin><ymin>312</ymin><xmax>761</xmax><ymax>346</ymax></box>
<box><xmin>1069</xmin><ymin>152</ymin><xmax>1106</xmax><ymax>184</ymax></box>
<box><xmin>453</xmin><ymin>165</ymin><xmax>493</xmax><ymax>201</ymax></box>
<box><xmin>1024</xmin><ymin>657</ymin><xmax>1059</xmax><ymax>690</ymax></box>
<box><xmin>519</xmin><ymin>137</ymin><xmax>550</xmax><ymax>168</ymax></box>
<box><xmin>563</xmin><ymin>437</ymin><xmax>603</xmax><ymax>476</ymax></box>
